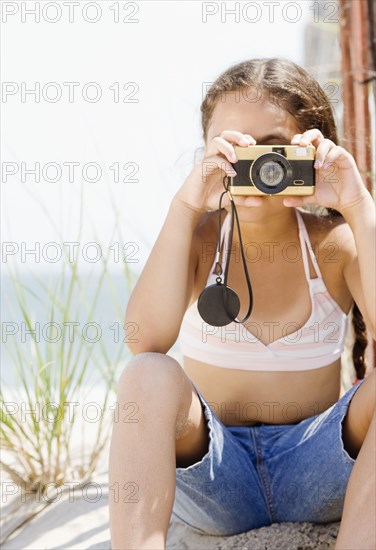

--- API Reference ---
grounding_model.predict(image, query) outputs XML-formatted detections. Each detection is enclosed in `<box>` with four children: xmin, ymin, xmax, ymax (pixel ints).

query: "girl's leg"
<box><xmin>334</xmin><ymin>370</ymin><xmax>376</xmax><ymax>549</ymax></box>
<box><xmin>335</xmin><ymin>410</ymin><xmax>376</xmax><ymax>549</ymax></box>
<box><xmin>108</xmin><ymin>352</ymin><xmax>210</xmax><ymax>550</ymax></box>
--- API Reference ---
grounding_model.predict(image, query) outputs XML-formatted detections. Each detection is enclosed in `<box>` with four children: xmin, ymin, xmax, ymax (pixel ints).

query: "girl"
<box><xmin>109</xmin><ymin>58</ymin><xmax>375</xmax><ymax>550</ymax></box>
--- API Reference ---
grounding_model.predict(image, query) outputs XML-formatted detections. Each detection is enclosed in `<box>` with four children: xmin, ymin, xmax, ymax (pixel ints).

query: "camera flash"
<box><xmin>295</xmin><ymin>147</ymin><xmax>308</xmax><ymax>157</ymax></box>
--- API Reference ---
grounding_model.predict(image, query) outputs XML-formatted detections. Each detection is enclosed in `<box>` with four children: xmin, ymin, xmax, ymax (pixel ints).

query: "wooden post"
<box><xmin>339</xmin><ymin>0</ymin><xmax>375</xmax><ymax>371</ymax></box>
<box><xmin>351</xmin><ymin>0</ymin><xmax>372</xmax><ymax>192</ymax></box>
<box><xmin>339</xmin><ymin>0</ymin><xmax>355</xmax><ymax>156</ymax></box>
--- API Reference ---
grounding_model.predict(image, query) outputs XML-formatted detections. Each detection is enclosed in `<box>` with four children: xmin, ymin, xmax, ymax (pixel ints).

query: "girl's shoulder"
<box><xmin>192</xmin><ymin>207</ymin><xmax>227</xmax><ymax>249</ymax></box>
<box><xmin>299</xmin><ymin>207</ymin><xmax>353</xmax><ymax>270</ymax></box>
<box><xmin>299</xmin><ymin>207</ymin><xmax>348</xmax><ymax>241</ymax></box>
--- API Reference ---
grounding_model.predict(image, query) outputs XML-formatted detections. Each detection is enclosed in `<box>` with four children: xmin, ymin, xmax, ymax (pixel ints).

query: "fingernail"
<box><xmin>314</xmin><ymin>160</ymin><xmax>321</xmax><ymax>169</ymax></box>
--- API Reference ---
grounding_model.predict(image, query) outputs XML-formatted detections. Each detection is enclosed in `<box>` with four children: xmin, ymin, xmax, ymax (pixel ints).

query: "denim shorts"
<box><xmin>171</xmin><ymin>378</ymin><xmax>366</xmax><ymax>536</ymax></box>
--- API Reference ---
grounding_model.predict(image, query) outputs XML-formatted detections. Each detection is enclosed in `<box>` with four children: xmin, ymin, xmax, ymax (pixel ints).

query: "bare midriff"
<box><xmin>182</xmin><ymin>356</ymin><xmax>342</xmax><ymax>426</ymax></box>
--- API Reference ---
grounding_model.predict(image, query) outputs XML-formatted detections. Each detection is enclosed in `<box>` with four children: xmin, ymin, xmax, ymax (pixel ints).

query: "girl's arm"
<box><xmin>125</xmin><ymin>131</ymin><xmax>259</xmax><ymax>355</ymax></box>
<box><xmin>283</xmin><ymin>129</ymin><xmax>375</xmax><ymax>340</ymax></box>
<box><xmin>342</xmin><ymin>193</ymin><xmax>376</xmax><ymax>339</ymax></box>
<box><xmin>125</xmin><ymin>196</ymin><xmax>203</xmax><ymax>355</ymax></box>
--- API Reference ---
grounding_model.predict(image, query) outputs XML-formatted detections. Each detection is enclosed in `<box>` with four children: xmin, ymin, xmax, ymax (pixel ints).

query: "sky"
<box><xmin>2</xmin><ymin>1</ymin><xmax>315</xmax><ymax>275</ymax></box>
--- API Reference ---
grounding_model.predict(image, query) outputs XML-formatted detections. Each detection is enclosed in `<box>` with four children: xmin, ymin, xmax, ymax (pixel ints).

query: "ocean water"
<box><xmin>1</xmin><ymin>270</ymin><xmax>181</xmax><ymax>388</ymax></box>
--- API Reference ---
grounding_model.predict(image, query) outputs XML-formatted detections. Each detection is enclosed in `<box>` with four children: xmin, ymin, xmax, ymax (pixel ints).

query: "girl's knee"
<box><xmin>117</xmin><ymin>352</ymin><xmax>186</xmax><ymax>395</ymax></box>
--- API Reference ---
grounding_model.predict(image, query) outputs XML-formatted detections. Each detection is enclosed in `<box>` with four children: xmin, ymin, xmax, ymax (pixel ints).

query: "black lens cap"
<box><xmin>197</xmin><ymin>283</ymin><xmax>240</xmax><ymax>326</ymax></box>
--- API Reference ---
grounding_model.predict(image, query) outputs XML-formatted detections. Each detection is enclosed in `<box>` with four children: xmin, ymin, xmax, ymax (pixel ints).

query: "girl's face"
<box><xmin>204</xmin><ymin>88</ymin><xmax>303</xmax><ymax>217</ymax></box>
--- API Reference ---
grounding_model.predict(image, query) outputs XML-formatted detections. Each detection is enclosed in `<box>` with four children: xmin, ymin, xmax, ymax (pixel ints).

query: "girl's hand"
<box><xmin>174</xmin><ymin>130</ymin><xmax>264</xmax><ymax>214</ymax></box>
<box><xmin>282</xmin><ymin>129</ymin><xmax>370</xmax><ymax>215</ymax></box>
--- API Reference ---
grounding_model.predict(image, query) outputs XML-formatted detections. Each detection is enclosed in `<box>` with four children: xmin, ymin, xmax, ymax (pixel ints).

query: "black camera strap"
<box><xmin>197</xmin><ymin>176</ymin><xmax>253</xmax><ymax>327</ymax></box>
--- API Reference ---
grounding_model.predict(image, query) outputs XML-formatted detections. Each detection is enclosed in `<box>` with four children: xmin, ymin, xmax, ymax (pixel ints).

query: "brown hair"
<box><xmin>200</xmin><ymin>57</ymin><xmax>368</xmax><ymax>381</ymax></box>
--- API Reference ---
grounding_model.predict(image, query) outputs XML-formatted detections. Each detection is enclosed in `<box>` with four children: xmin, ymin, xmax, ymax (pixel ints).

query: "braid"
<box><xmin>325</xmin><ymin>209</ymin><xmax>369</xmax><ymax>383</ymax></box>
<box><xmin>351</xmin><ymin>302</ymin><xmax>368</xmax><ymax>381</ymax></box>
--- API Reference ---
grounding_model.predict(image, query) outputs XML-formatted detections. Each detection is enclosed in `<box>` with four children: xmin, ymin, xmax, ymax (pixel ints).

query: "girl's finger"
<box><xmin>223</xmin><ymin>194</ymin><xmax>264</xmax><ymax>208</ymax></box>
<box><xmin>206</xmin><ymin>132</ymin><xmax>256</xmax><ymax>161</ymax></box>
<box><xmin>201</xmin><ymin>154</ymin><xmax>237</xmax><ymax>182</ymax></box>
<box><xmin>243</xmin><ymin>195</ymin><xmax>265</xmax><ymax>207</ymax></box>
<box><xmin>291</xmin><ymin>133</ymin><xmax>303</xmax><ymax>144</ymax></box>
<box><xmin>291</xmin><ymin>129</ymin><xmax>326</xmax><ymax>147</ymax></box>
<box><xmin>220</xmin><ymin>130</ymin><xmax>256</xmax><ymax>146</ymax></box>
<box><xmin>283</xmin><ymin>195</ymin><xmax>318</xmax><ymax>208</ymax></box>
<box><xmin>322</xmin><ymin>145</ymin><xmax>353</xmax><ymax>169</ymax></box>
<box><xmin>282</xmin><ymin>197</ymin><xmax>303</xmax><ymax>207</ymax></box>
<box><xmin>206</xmin><ymin>137</ymin><xmax>240</xmax><ymax>164</ymax></box>
<box><xmin>314</xmin><ymin>140</ymin><xmax>335</xmax><ymax>168</ymax></box>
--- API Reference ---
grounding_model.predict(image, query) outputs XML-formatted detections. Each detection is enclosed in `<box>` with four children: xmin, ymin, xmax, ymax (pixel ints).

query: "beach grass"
<box><xmin>0</xmin><ymin>183</ymin><xmax>140</xmax><ymax>542</ymax></box>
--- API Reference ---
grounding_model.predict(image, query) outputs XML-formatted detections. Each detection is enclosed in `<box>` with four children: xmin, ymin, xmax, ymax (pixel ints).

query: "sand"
<box><xmin>1</xmin><ymin>461</ymin><xmax>340</xmax><ymax>550</ymax></box>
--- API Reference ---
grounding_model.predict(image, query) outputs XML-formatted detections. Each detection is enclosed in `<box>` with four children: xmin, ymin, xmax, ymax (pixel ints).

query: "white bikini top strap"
<box><xmin>295</xmin><ymin>209</ymin><xmax>323</xmax><ymax>279</ymax></box>
<box><xmin>211</xmin><ymin>210</ymin><xmax>231</xmax><ymax>275</ymax></box>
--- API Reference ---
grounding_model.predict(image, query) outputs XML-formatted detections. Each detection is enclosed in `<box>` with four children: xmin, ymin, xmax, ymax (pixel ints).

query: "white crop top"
<box><xmin>178</xmin><ymin>208</ymin><xmax>349</xmax><ymax>371</ymax></box>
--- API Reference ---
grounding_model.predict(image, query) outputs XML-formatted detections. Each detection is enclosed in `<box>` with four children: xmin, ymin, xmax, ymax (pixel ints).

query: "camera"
<box><xmin>228</xmin><ymin>145</ymin><xmax>316</xmax><ymax>196</ymax></box>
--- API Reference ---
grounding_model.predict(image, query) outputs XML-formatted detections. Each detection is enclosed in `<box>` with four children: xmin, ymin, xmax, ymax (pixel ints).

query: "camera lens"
<box><xmin>250</xmin><ymin>152</ymin><xmax>292</xmax><ymax>194</ymax></box>
<box><xmin>259</xmin><ymin>161</ymin><xmax>284</xmax><ymax>187</ymax></box>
